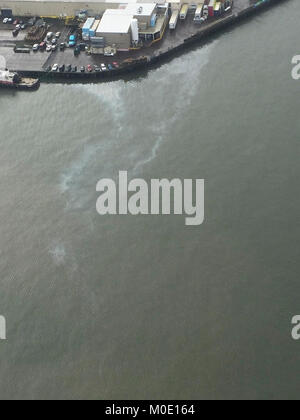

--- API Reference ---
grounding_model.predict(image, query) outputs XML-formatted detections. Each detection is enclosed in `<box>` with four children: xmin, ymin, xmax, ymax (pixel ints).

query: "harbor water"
<box><xmin>0</xmin><ymin>0</ymin><xmax>299</xmax><ymax>399</ymax></box>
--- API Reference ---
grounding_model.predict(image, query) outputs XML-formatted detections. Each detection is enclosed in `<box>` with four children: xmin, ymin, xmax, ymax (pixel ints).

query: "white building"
<box><xmin>96</xmin><ymin>9</ymin><xmax>134</xmax><ymax>50</ymax></box>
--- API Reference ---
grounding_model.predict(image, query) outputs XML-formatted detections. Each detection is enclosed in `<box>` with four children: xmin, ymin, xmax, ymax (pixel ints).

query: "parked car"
<box><xmin>80</xmin><ymin>66</ymin><xmax>85</xmax><ymax>73</ymax></box>
<box><xmin>39</xmin><ymin>41</ymin><xmax>46</xmax><ymax>51</ymax></box>
<box><xmin>51</xmin><ymin>64</ymin><xmax>59</xmax><ymax>72</ymax></box>
<box><xmin>101</xmin><ymin>64</ymin><xmax>107</xmax><ymax>71</ymax></box>
<box><xmin>7</xmin><ymin>18</ymin><xmax>13</xmax><ymax>24</ymax></box>
<box><xmin>71</xmin><ymin>66</ymin><xmax>77</xmax><ymax>73</ymax></box>
<box><xmin>45</xmin><ymin>66</ymin><xmax>52</xmax><ymax>72</ymax></box>
<box><xmin>32</xmin><ymin>44</ymin><xmax>39</xmax><ymax>52</ymax></box>
<box><xmin>66</xmin><ymin>64</ymin><xmax>72</xmax><ymax>73</ymax></box>
<box><xmin>74</xmin><ymin>46</ymin><xmax>80</xmax><ymax>57</ymax></box>
<box><xmin>94</xmin><ymin>65</ymin><xmax>101</xmax><ymax>73</ymax></box>
<box><xmin>86</xmin><ymin>64</ymin><xmax>93</xmax><ymax>73</ymax></box>
<box><xmin>108</xmin><ymin>64</ymin><xmax>113</xmax><ymax>71</ymax></box>
<box><xmin>46</xmin><ymin>32</ymin><xmax>53</xmax><ymax>40</ymax></box>
<box><xmin>112</xmin><ymin>62</ymin><xmax>119</xmax><ymax>69</ymax></box>
<box><xmin>69</xmin><ymin>35</ymin><xmax>76</xmax><ymax>47</ymax></box>
<box><xmin>15</xmin><ymin>24</ymin><xmax>21</xmax><ymax>31</ymax></box>
<box><xmin>13</xmin><ymin>19</ymin><xmax>19</xmax><ymax>25</ymax></box>
<box><xmin>59</xmin><ymin>64</ymin><xmax>65</xmax><ymax>72</ymax></box>
<box><xmin>46</xmin><ymin>44</ymin><xmax>52</xmax><ymax>52</ymax></box>
<box><xmin>3</xmin><ymin>18</ymin><xmax>9</xmax><ymax>24</ymax></box>
<box><xmin>12</xmin><ymin>29</ymin><xmax>19</xmax><ymax>37</ymax></box>
<box><xmin>59</xmin><ymin>42</ymin><xmax>66</xmax><ymax>51</ymax></box>
<box><xmin>55</xmin><ymin>32</ymin><xmax>61</xmax><ymax>39</ymax></box>
<box><xmin>21</xmin><ymin>24</ymin><xmax>27</xmax><ymax>30</ymax></box>
<box><xmin>51</xmin><ymin>38</ymin><xmax>57</xmax><ymax>45</ymax></box>
<box><xmin>51</xmin><ymin>44</ymin><xmax>57</xmax><ymax>52</ymax></box>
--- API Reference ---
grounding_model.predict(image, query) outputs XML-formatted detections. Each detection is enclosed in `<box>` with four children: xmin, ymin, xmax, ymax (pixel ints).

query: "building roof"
<box><xmin>124</xmin><ymin>3</ymin><xmax>156</xmax><ymax>16</ymax></box>
<box><xmin>96</xmin><ymin>11</ymin><xmax>133</xmax><ymax>34</ymax></box>
<box><xmin>0</xmin><ymin>0</ymin><xmax>154</xmax><ymax>3</ymax></box>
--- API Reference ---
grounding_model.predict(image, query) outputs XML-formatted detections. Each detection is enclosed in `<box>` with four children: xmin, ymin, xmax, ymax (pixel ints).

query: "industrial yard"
<box><xmin>0</xmin><ymin>0</ymin><xmax>283</xmax><ymax>82</ymax></box>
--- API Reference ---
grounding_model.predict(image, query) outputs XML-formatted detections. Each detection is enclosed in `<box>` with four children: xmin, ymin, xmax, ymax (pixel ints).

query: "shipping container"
<box><xmin>82</xmin><ymin>18</ymin><xmax>95</xmax><ymax>35</ymax></box>
<box><xmin>89</xmin><ymin>20</ymin><xmax>100</xmax><ymax>38</ymax></box>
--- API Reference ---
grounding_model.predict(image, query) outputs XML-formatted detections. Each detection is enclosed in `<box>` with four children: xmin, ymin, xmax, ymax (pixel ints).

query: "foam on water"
<box><xmin>49</xmin><ymin>243</ymin><xmax>66</xmax><ymax>266</ymax></box>
<box><xmin>60</xmin><ymin>42</ymin><xmax>217</xmax><ymax>209</ymax></box>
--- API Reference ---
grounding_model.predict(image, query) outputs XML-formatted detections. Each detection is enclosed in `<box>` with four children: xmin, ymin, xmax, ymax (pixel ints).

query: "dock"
<box><xmin>0</xmin><ymin>0</ymin><xmax>288</xmax><ymax>83</ymax></box>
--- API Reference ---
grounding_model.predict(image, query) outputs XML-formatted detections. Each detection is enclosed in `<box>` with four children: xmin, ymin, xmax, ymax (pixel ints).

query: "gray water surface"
<box><xmin>0</xmin><ymin>0</ymin><xmax>299</xmax><ymax>399</ymax></box>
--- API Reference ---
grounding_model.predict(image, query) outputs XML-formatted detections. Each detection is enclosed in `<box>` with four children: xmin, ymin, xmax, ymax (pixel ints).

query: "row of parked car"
<box><xmin>3</xmin><ymin>17</ymin><xmax>28</xmax><ymax>37</ymax></box>
<box><xmin>46</xmin><ymin>62</ymin><xmax>120</xmax><ymax>73</ymax></box>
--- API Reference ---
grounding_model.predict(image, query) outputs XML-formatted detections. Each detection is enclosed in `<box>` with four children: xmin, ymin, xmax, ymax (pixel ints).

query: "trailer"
<box><xmin>180</xmin><ymin>4</ymin><xmax>189</xmax><ymax>20</ymax></box>
<box><xmin>194</xmin><ymin>3</ymin><xmax>204</xmax><ymax>22</ymax></box>
<box><xmin>208</xmin><ymin>0</ymin><xmax>216</xmax><ymax>17</ymax></box>
<box><xmin>169</xmin><ymin>10</ymin><xmax>179</xmax><ymax>30</ymax></box>
<box><xmin>214</xmin><ymin>2</ymin><xmax>222</xmax><ymax>16</ymax></box>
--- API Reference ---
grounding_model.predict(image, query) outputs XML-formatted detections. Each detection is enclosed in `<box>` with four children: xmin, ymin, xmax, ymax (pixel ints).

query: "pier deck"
<box><xmin>0</xmin><ymin>0</ymin><xmax>286</xmax><ymax>81</ymax></box>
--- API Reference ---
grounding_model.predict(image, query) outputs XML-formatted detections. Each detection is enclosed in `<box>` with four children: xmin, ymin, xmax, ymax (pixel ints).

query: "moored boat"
<box><xmin>0</xmin><ymin>69</ymin><xmax>40</xmax><ymax>91</ymax></box>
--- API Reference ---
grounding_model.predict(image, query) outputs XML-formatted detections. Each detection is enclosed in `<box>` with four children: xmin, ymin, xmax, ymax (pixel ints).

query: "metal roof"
<box><xmin>96</xmin><ymin>11</ymin><xmax>133</xmax><ymax>34</ymax></box>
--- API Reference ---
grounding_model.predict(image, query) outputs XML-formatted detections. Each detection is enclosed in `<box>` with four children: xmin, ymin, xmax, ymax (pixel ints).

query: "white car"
<box><xmin>3</xmin><ymin>18</ymin><xmax>9</xmax><ymax>24</ymax></box>
<box><xmin>32</xmin><ymin>44</ymin><xmax>39</xmax><ymax>52</ymax></box>
<box><xmin>55</xmin><ymin>32</ymin><xmax>61</xmax><ymax>39</ymax></box>
<box><xmin>101</xmin><ymin>64</ymin><xmax>107</xmax><ymax>71</ymax></box>
<box><xmin>46</xmin><ymin>32</ymin><xmax>53</xmax><ymax>40</ymax></box>
<box><xmin>46</xmin><ymin>44</ymin><xmax>52</xmax><ymax>52</ymax></box>
<box><xmin>51</xmin><ymin>64</ymin><xmax>59</xmax><ymax>72</ymax></box>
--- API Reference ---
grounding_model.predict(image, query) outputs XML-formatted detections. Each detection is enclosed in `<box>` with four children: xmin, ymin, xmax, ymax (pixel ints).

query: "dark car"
<box><xmin>108</xmin><ymin>64</ymin><xmax>114</xmax><ymax>71</ymax></box>
<box><xmin>74</xmin><ymin>46</ymin><xmax>80</xmax><ymax>57</ymax></box>
<box><xmin>66</xmin><ymin>64</ymin><xmax>72</xmax><ymax>73</ymax></box>
<box><xmin>12</xmin><ymin>29</ymin><xmax>19</xmax><ymax>37</ymax></box>
<box><xmin>59</xmin><ymin>64</ymin><xmax>65</xmax><ymax>72</ymax></box>
<box><xmin>94</xmin><ymin>66</ymin><xmax>101</xmax><ymax>73</ymax></box>
<box><xmin>71</xmin><ymin>66</ymin><xmax>77</xmax><ymax>73</ymax></box>
<box><xmin>59</xmin><ymin>42</ymin><xmax>66</xmax><ymax>51</ymax></box>
<box><xmin>79</xmin><ymin>43</ymin><xmax>86</xmax><ymax>52</ymax></box>
<box><xmin>45</xmin><ymin>66</ymin><xmax>52</xmax><ymax>73</ymax></box>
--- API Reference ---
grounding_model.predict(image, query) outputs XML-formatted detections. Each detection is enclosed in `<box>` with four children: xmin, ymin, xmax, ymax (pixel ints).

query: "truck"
<box><xmin>214</xmin><ymin>2</ymin><xmax>222</xmax><ymax>16</ymax></box>
<box><xmin>180</xmin><ymin>4</ymin><xmax>189</xmax><ymax>20</ymax></box>
<box><xmin>169</xmin><ymin>10</ymin><xmax>179</xmax><ymax>30</ymax></box>
<box><xmin>208</xmin><ymin>0</ymin><xmax>216</xmax><ymax>17</ymax></box>
<box><xmin>194</xmin><ymin>3</ymin><xmax>204</xmax><ymax>22</ymax></box>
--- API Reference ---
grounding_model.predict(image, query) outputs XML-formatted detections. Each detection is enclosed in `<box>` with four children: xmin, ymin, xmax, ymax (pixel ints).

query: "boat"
<box><xmin>0</xmin><ymin>69</ymin><xmax>40</xmax><ymax>91</ymax></box>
